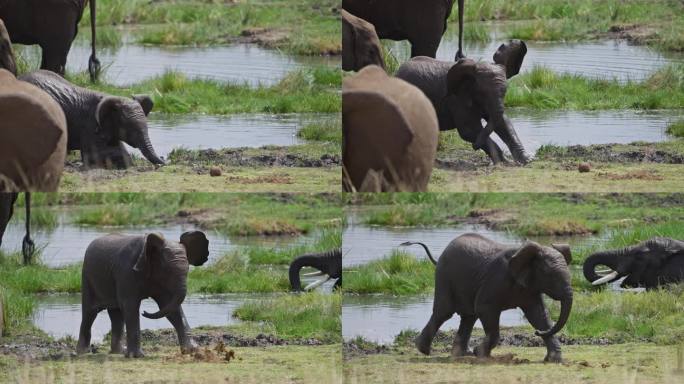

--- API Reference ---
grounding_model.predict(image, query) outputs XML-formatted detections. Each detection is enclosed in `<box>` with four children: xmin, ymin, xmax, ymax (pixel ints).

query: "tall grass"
<box><xmin>233</xmin><ymin>292</ymin><xmax>341</xmax><ymax>342</ymax></box>
<box><xmin>246</xmin><ymin>229</ymin><xmax>342</xmax><ymax>265</ymax></box>
<box><xmin>344</xmin><ymin>251</ymin><xmax>435</xmax><ymax>295</ymax></box>
<box><xmin>297</xmin><ymin>120</ymin><xmax>342</xmax><ymax>145</ymax></box>
<box><xmin>666</xmin><ymin>120</ymin><xmax>684</xmax><ymax>138</ymax></box>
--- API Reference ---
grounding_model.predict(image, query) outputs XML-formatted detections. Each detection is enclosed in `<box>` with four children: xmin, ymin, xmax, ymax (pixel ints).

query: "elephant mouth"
<box><xmin>591</xmin><ymin>268</ymin><xmax>621</xmax><ymax>285</ymax></box>
<box><xmin>302</xmin><ymin>271</ymin><xmax>333</xmax><ymax>291</ymax></box>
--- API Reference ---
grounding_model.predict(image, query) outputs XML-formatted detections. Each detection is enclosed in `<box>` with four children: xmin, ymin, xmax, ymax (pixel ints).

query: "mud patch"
<box><xmin>536</xmin><ymin>143</ymin><xmax>684</xmax><ymax>164</ymax></box>
<box><xmin>343</xmin><ymin>340</ymin><xmax>393</xmax><ymax>359</ymax></box>
<box><xmin>604</xmin><ymin>24</ymin><xmax>660</xmax><ymax>47</ymax></box>
<box><xmin>0</xmin><ymin>335</ymin><xmax>76</xmax><ymax>362</ymax></box>
<box><xmin>163</xmin><ymin>342</ymin><xmax>237</xmax><ymax>364</ymax></box>
<box><xmin>169</xmin><ymin>148</ymin><xmax>340</xmax><ymax>168</ymax></box>
<box><xmin>142</xmin><ymin>328</ymin><xmax>324</xmax><ymax>348</ymax></box>
<box><xmin>238</xmin><ymin>28</ymin><xmax>290</xmax><ymax>49</ymax></box>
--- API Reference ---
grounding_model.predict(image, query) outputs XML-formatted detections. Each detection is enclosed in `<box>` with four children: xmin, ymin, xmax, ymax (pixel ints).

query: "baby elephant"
<box><xmin>19</xmin><ymin>70</ymin><xmax>165</xmax><ymax>169</ymax></box>
<box><xmin>403</xmin><ymin>233</ymin><xmax>573</xmax><ymax>362</ymax></box>
<box><xmin>343</xmin><ymin>65</ymin><xmax>439</xmax><ymax>192</ymax></box>
<box><xmin>77</xmin><ymin>231</ymin><xmax>209</xmax><ymax>357</ymax></box>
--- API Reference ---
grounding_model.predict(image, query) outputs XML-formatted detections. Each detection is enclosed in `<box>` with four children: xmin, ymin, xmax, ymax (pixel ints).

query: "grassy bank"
<box><xmin>0</xmin><ymin>344</ymin><xmax>342</xmax><ymax>384</ymax></box>
<box><xmin>451</xmin><ymin>0</ymin><xmax>684</xmax><ymax>52</ymax></box>
<box><xmin>77</xmin><ymin>0</ymin><xmax>341</xmax><ymax>55</ymax></box>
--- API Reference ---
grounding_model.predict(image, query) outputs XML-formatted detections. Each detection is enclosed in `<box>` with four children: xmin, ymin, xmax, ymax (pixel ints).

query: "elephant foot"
<box><xmin>181</xmin><ymin>339</ymin><xmax>199</xmax><ymax>355</ymax></box>
<box><xmin>473</xmin><ymin>344</ymin><xmax>491</xmax><ymax>358</ymax></box>
<box><xmin>110</xmin><ymin>345</ymin><xmax>124</xmax><ymax>354</ymax></box>
<box><xmin>415</xmin><ymin>337</ymin><xmax>431</xmax><ymax>356</ymax></box>
<box><xmin>125</xmin><ymin>349</ymin><xmax>145</xmax><ymax>358</ymax></box>
<box><xmin>76</xmin><ymin>343</ymin><xmax>90</xmax><ymax>355</ymax></box>
<box><xmin>450</xmin><ymin>346</ymin><xmax>471</xmax><ymax>359</ymax></box>
<box><xmin>544</xmin><ymin>350</ymin><xmax>563</xmax><ymax>363</ymax></box>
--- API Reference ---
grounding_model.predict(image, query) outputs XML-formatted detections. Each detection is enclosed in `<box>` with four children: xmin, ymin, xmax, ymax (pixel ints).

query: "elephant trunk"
<box><xmin>142</xmin><ymin>288</ymin><xmax>186</xmax><ymax>319</ymax></box>
<box><xmin>535</xmin><ymin>295</ymin><xmax>572</xmax><ymax>338</ymax></box>
<box><xmin>138</xmin><ymin>132</ymin><xmax>165</xmax><ymax>165</ymax></box>
<box><xmin>583</xmin><ymin>249</ymin><xmax>624</xmax><ymax>285</ymax></box>
<box><xmin>288</xmin><ymin>250</ymin><xmax>341</xmax><ymax>292</ymax></box>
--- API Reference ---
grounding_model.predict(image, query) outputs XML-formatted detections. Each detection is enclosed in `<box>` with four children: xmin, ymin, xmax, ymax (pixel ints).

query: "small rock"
<box><xmin>209</xmin><ymin>167</ymin><xmax>222</xmax><ymax>177</ymax></box>
<box><xmin>578</xmin><ymin>162</ymin><xmax>591</xmax><ymax>173</ymax></box>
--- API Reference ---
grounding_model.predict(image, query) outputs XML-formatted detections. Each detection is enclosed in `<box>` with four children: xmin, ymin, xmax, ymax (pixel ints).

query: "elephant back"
<box><xmin>343</xmin><ymin>65</ymin><xmax>439</xmax><ymax>191</ymax></box>
<box><xmin>0</xmin><ymin>69</ymin><xmax>67</xmax><ymax>191</ymax></box>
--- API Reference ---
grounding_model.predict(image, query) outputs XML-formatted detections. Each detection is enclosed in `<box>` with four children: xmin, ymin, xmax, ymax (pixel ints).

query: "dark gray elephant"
<box><xmin>289</xmin><ymin>249</ymin><xmax>342</xmax><ymax>291</ymax></box>
<box><xmin>77</xmin><ymin>231</ymin><xmax>209</xmax><ymax>357</ymax></box>
<box><xmin>0</xmin><ymin>0</ymin><xmax>100</xmax><ymax>81</ymax></box>
<box><xmin>342</xmin><ymin>9</ymin><xmax>385</xmax><ymax>72</ymax></box>
<box><xmin>395</xmin><ymin>40</ymin><xmax>530</xmax><ymax>165</ymax></box>
<box><xmin>0</xmin><ymin>193</ymin><xmax>36</xmax><ymax>265</ymax></box>
<box><xmin>0</xmin><ymin>19</ymin><xmax>16</xmax><ymax>75</ymax></box>
<box><xmin>584</xmin><ymin>237</ymin><xmax>684</xmax><ymax>290</ymax></box>
<box><xmin>402</xmin><ymin>233</ymin><xmax>573</xmax><ymax>362</ymax></box>
<box><xmin>342</xmin><ymin>0</ymin><xmax>465</xmax><ymax>59</ymax></box>
<box><xmin>19</xmin><ymin>70</ymin><xmax>164</xmax><ymax>169</ymax></box>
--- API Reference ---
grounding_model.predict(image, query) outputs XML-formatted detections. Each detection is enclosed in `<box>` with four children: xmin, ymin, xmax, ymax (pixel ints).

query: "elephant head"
<box><xmin>289</xmin><ymin>249</ymin><xmax>342</xmax><ymax>291</ymax></box>
<box><xmin>133</xmin><ymin>231</ymin><xmax>209</xmax><ymax>319</ymax></box>
<box><xmin>0</xmin><ymin>19</ymin><xmax>16</xmax><ymax>76</ymax></box>
<box><xmin>446</xmin><ymin>40</ymin><xmax>530</xmax><ymax>164</ymax></box>
<box><xmin>95</xmin><ymin>95</ymin><xmax>165</xmax><ymax>165</ymax></box>
<box><xmin>509</xmin><ymin>241</ymin><xmax>573</xmax><ymax>337</ymax></box>
<box><xmin>583</xmin><ymin>237</ymin><xmax>684</xmax><ymax>288</ymax></box>
<box><xmin>342</xmin><ymin>9</ymin><xmax>385</xmax><ymax>71</ymax></box>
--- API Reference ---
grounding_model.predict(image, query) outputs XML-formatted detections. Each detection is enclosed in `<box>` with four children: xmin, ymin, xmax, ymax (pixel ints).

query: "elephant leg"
<box><xmin>410</xmin><ymin>41</ymin><xmax>439</xmax><ymax>58</ymax></box>
<box><xmin>458</xmin><ymin>122</ymin><xmax>506</xmax><ymax>164</ymax></box>
<box><xmin>416</xmin><ymin>293</ymin><xmax>456</xmax><ymax>355</ymax></box>
<box><xmin>522</xmin><ymin>301</ymin><xmax>562</xmax><ymax>363</ymax></box>
<box><xmin>77</xmin><ymin>309</ymin><xmax>98</xmax><ymax>354</ymax></box>
<box><xmin>123</xmin><ymin>301</ymin><xmax>144</xmax><ymax>358</ymax></box>
<box><xmin>451</xmin><ymin>315</ymin><xmax>476</xmax><ymax>358</ymax></box>
<box><xmin>39</xmin><ymin>41</ymin><xmax>70</xmax><ymax>76</ymax></box>
<box><xmin>160</xmin><ymin>302</ymin><xmax>197</xmax><ymax>354</ymax></box>
<box><xmin>474</xmin><ymin>311</ymin><xmax>500</xmax><ymax>358</ymax></box>
<box><xmin>489</xmin><ymin>115</ymin><xmax>530</xmax><ymax>164</ymax></box>
<box><xmin>107</xmin><ymin>308</ymin><xmax>125</xmax><ymax>354</ymax></box>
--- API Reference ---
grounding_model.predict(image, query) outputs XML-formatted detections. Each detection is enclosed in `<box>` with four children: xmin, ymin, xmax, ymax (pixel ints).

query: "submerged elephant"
<box><xmin>19</xmin><ymin>70</ymin><xmax>164</xmax><ymax>169</ymax></box>
<box><xmin>0</xmin><ymin>69</ymin><xmax>67</xmax><ymax>190</ymax></box>
<box><xmin>289</xmin><ymin>249</ymin><xmax>342</xmax><ymax>291</ymax></box>
<box><xmin>342</xmin><ymin>10</ymin><xmax>385</xmax><ymax>71</ymax></box>
<box><xmin>343</xmin><ymin>65</ymin><xmax>439</xmax><ymax>192</ymax></box>
<box><xmin>342</xmin><ymin>0</ymin><xmax>465</xmax><ymax>59</ymax></box>
<box><xmin>584</xmin><ymin>237</ymin><xmax>684</xmax><ymax>289</ymax></box>
<box><xmin>0</xmin><ymin>0</ymin><xmax>100</xmax><ymax>81</ymax></box>
<box><xmin>402</xmin><ymin>233</ymin><xmax>573</xmax><ymax>362</ymax></box>
<box><xmin>396</xmin><ymin>40</ymin><xmax>530</xmax><ymax>164</ymax></box>
<box><xmin>77</xmin><ymin>231</ymin><xmax>210</xmax><ymax>357</ymax></box>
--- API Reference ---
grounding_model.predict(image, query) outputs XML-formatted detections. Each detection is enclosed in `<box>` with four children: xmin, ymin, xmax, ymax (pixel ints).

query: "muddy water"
<box><xmin>505</xmin><ymin>109</ymin><xmax>683</xmax><ymax>155</ymax></box>
<box><xmin>343</xmin><ymin>219</ymin><xmax>607</xmax><ymax>267</ymax></box>
<box><xmin>1</xmin><ymin>217</ymin><xmax>305</xmax><ymax>267</ymax></box>
<box><xmin>17</xmin><ymin>43</ymin><xmax>337</xmax><ymax>87</ymax></box>
<box><xmin>146</xmin><ymin>113</ymin><xmax>338</xmax><ymax>158</ymax></box>
<box><xmin>388</xmin><ymin>27</ymin><xmax>684</xmax><ymax>82</ymax></box>
<box><xmin>342</xmin><ymin>295</ymin><xmax>526</xmax><ymax>344</ymax></box>
<box><xmin>32</xmin><ymin>293</ymin><xmax>275</xmax><ymax>342</ymax></box>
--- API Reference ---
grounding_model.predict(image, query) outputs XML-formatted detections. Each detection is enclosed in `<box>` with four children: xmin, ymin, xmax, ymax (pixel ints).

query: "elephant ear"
<box><xmin>446</xmin><ymin>59</ymin><xmax>478</xmax><ymax>95</ymax></box>
<box><xmin>493</xmin><ymin>40</ymin><xmax>527</xmax><ymax>79</ymax></box>
<box><xmin>133</xmin><ymin>233</ymin><xmax>165</xmax><ymax>273</ymax></box>
<box><xmin>132</xmin><ymin>95</ymin><xmax>154</xmax><ymax>116</ymax></box>
<box><xmin>95</xmin><ymin>96</ymin><xmax>123</xmax><ymax>145</ymax></box>
<box><xmin>508</xmin><ymin>241</ymin><xmax>542</xmax><ymax>287</ymax></box>
<box><xmin>180</xmin><ymin>231</ymin><xmax>209</xmax><ymax>266</ymax></box>
<box><xmin>552</xmin><ymin>244</ymin><xmax>572</xmax><ymax>265</ymax></box>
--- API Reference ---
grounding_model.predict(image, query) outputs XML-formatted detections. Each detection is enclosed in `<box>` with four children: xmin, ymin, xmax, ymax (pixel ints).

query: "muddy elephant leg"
<box><xmin>155</xmin><ymin>296</ymin><xmax>196</xmax><ymax>354</ymax></box>
<box><xmin>416</xmin><ymin>293</ymin><xmax>456</xmax><ymax>355</ymax></box>
<box><xmin>451</xmin><ymin>315</ymin><xmax>476</xmax><ymax>358</ymax></box>
<box><xmin>458</xmin><ymin>121</ymin><xmax>506</xmax><ymax>164</ymax></box>
<box><xmin>107</xmin><ymin>308</ymin><xmax>125</xmax><ymax>354</ymax></box>
<box><xmin>489</xmin><ymin>115</ymin><xmax>530</xmax><ymax>164</ymax></box>
<box><xmin>522</xmin><ymin>301</ymin><xmax>562</xmax><ymax>362</ymax></box>
<box><xmin>77</xmin><ymin>309</ymin><xmax>98</xmax><ymax>354</ymax></box>
<box><xmin>474</xmin><ymin>311</ymin><xmax>500</xmax><ymax>358</ymax></box>
<box><xmin>123</xmin><ymin>301</ymin><xmax>144</xmax><ymax>358</ymax></box>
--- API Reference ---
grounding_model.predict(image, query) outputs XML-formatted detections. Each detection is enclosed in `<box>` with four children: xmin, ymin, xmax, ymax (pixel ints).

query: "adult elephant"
<box><xmin>20</xmin><ymin>70</ymin><xmax>164</xmax><ymax>169</ymax></box>
<box><xmin>342</xmin><ymin>10</ymin><xmax>385</xmax><ymax>71</ymax></box>
<box><xmin>0</xmin><ymin>0</ymin><xmax>100</xmax><ymax>81</ymax></box>
<box><xmin>402</xmin><ymin>233</ymin><xmax>573</xmax><ymax>362</ymax></box>
<box><xmin>77</xmin><ymin>231</ymin><xmax>210</xmax><ymax>357</ymax></box>
<box><xmin>289</xmin><ymin>249</ymin><xmax>342</xmax><ymax>291</ymax></box>
<box><xmin>342</xmin><ymin>0</ymin><xmax>465</xmax><ymax>59</ymax></box>
<box><xmin>584</xmin><ymin>237</ymin><xmax>684</xmax><ymax>290</ymax></box>
<box><xmin>343</xmin><ymin>65</ymin><xmax>439</xmax><ymax>192</ymax></box>
<box><xmin>395</xmin><ymin>40</ymin><xmax>530</xmax><ymax>165</ymax></box>
<box><xmin>0</xmin><ymin>69</ymin><xmax>68</xmax><ymax>190</ymax></box>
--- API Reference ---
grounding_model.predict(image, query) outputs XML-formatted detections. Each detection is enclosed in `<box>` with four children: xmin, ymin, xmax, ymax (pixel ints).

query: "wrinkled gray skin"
<box><xmin>342</xmin><ymin>10</ymin><xmax>385</xmax><ymax>71</ymax></box>
<box><xmin>584</xmin><ymin>237</ymin><xmax>684</xmax><ymax>290</ymax></box>
<box><xmin>19</xmin><ymin>70</ymin><xmax>164</xmax><ymax>169</ymax></box>
<box><xmin>396</xmin><ymin>40</ymin><xmax>531</xmax><ymax>164</ymax></box>
<box><xmin>289</xmin><ymin>249</ymin><xmax>342</xmax><ymax>291</ymax></box>
<box><xmin>0</xmin><ymin>19</ymin><xmax>16</xmax><ymax>75</ymax></box>
<box><xmin>342</xmin><ymin>0</ymin><xmax>465</xmax><ymax>59</ymax></box>
<box><xmin>77</xmin><ymin>231</ymin><xmax>209</xmax><ymax>357</ymax></box>
<box><xmin>0</xmin><ymin>0</ymin><xmax>100</xmax><ymax>81</ymax></box>
<box><xmin>404</xmin><ymin>234</ymin><xmax>573</xmax><ymax>362</ymax></box>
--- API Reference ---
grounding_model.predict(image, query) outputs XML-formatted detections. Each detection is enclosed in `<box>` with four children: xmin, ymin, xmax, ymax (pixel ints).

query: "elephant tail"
<box><xmin>88</xmin><ymin>0</ymin><xmax>101</xmax><ymax>82</ymax></box>
<box><xmin>399</xmin><ymin>241</ymin><xmax>437</xmax><ymax>265</ymax></box>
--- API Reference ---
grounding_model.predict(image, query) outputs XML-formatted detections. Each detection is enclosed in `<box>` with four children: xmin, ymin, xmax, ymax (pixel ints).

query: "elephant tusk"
<box><xmin>592</xmin><ymin>271</ymin><xmax>619</xmax><ymax>285</ymax></box>
<box><xmin>304</xmin><ymin>276</ymin><xmax>331</xmax><ymax>291</ymax></box>
<box><xmin>595</xmin><ymin>268</ymin><xmax>613</xmax><ymax>275</ymax></box>
<box><xmin>303</xmin><ymin>271</ymin><xmax>326</xmax><ymax>277</ymax></box>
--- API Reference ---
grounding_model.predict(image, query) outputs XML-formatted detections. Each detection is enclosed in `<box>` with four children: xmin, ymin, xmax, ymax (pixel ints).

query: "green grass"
<box><xmin>246</xmin><ymin>229</ymin><xmax>341</xmax><ymax>265</ymax></box>
<box><xmin>233</xmin><ymin>292</ymin><xmax>341</xmax><ymax>342</ymax></box>
<box><xmin>343</xmin><ymin>250</ymin><xmax>435</xmax><ymax>295</ymax></box>
<box><xmin>77</xmin><ymin>0</ymin><xmax>341</xmax><ymax>55</ymax></box>
<box><xmin>297</xmin><ymin>119</ymin><xmax>342</xmax><ymax>145</ymax></box>
<box><xmin>666</xmin><ymin>119</ymin><xmax>684</xmax><ymax>137</ymax></box>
